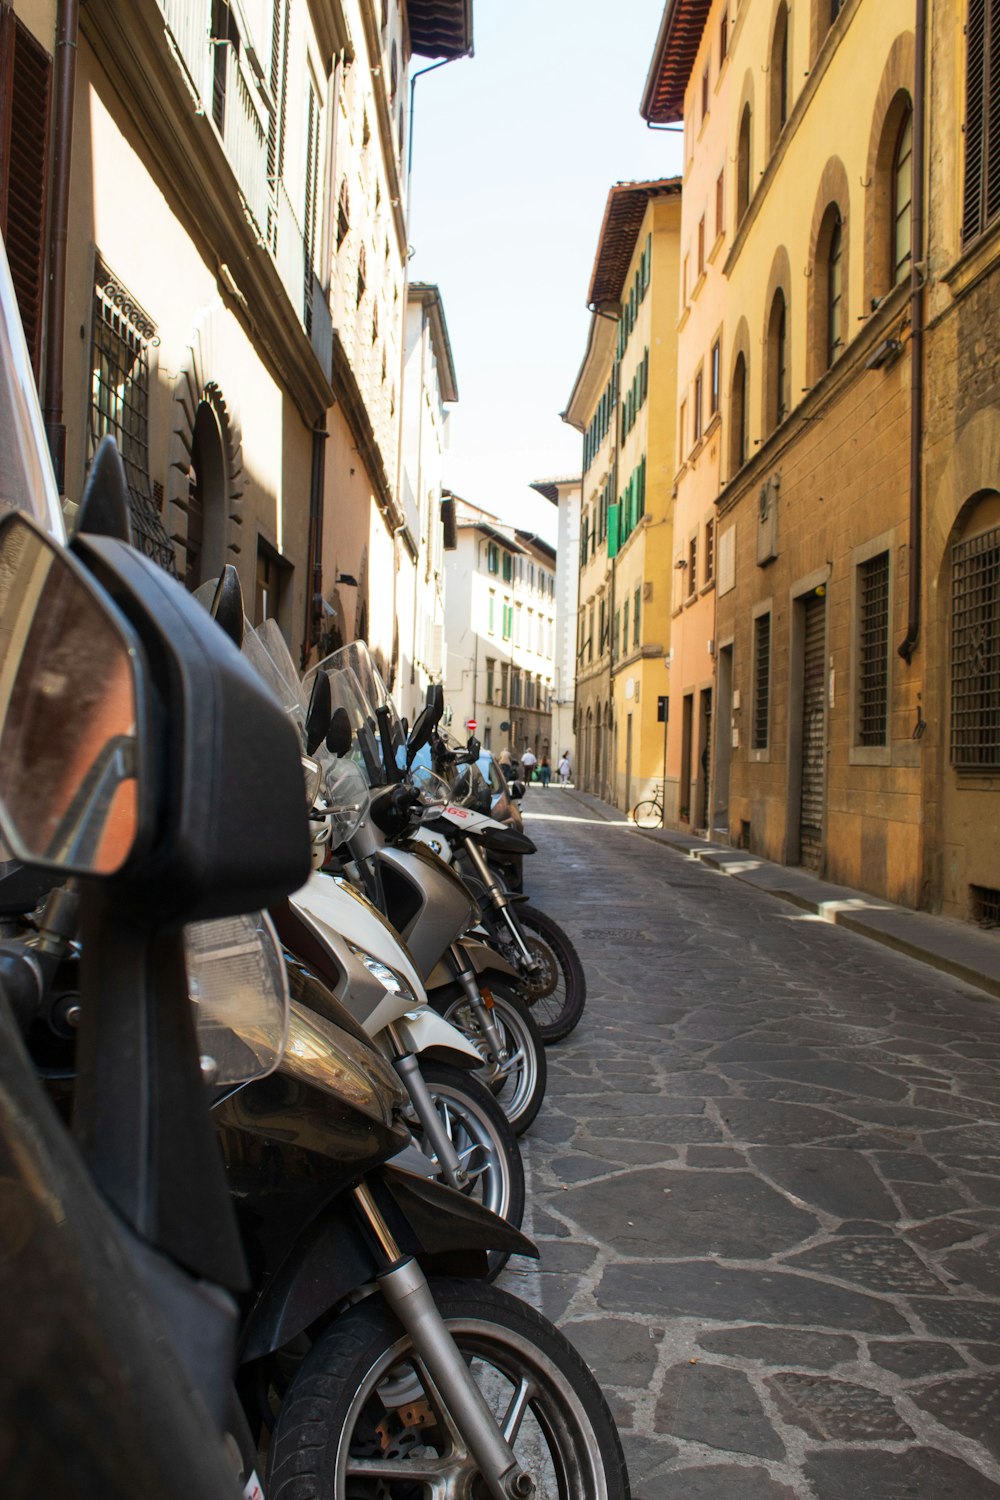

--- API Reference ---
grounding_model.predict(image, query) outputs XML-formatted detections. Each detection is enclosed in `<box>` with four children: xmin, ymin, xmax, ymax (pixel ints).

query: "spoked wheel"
<box><xmin>405</xmin><ymin>1062</ymin><xmax>525</xmax><ymax>1281</ymax></box>
<box><xmin>510</xmin><ymin>905</ymin><xmax>587</xmax><ymax>1045</ymax></box>
<box><xmin>631</xmin><ymin>799</ymin><xmax>662</xmax><ymax>828</ymax></box>
<box><xmin>440</xmin><ymin>987</ymin><xmax>546</xmax><ymax>1137</ymax></box>
<box><xmin>267</xmin><ymin>1277</ymin><xmax>631</xmax><ymax>1500</ymax></box>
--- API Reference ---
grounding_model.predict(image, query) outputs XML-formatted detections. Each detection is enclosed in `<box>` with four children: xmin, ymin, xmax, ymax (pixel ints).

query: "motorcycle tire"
<box><xmin>408</xmin><ymin>1061</ymin><xmax>525</xmax><ymax>1283</ymax></box>
<box><xmin>439</xmin><ymin>986</ymin><xmax>547</xmax><ymax>1138</ymax></box>
<box><xmin>267</xmin><ymin>1276</ymin><xmax>631</xmax><ymax>1500</ymax></box>
<box><xmin>512</xmin><ymin>904</ymin><xmax>587</xmax><ymax>1045</ymax></box>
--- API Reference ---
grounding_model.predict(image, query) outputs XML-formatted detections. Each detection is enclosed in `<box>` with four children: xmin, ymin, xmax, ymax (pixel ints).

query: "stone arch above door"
<box><xmin>167</xmin><ymin>311</ymin><xmax>245</xmax><ymax>586</ymax></box>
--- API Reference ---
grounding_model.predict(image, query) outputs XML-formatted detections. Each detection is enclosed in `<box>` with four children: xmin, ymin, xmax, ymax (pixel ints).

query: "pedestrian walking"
<box><xmin>558</xmin><ymin>752</ymin><xmax>571</xmax><ymax>786</ymax></box>
<box><xmin>499</xmin><ymin>746</ymin><xmax>512</xmax><ymax>769</ymax></box>
<box><xmin>538</xmin><ymin>756</ymin><xmax>551</xmax><ymax>789</ymax></box>
<box><xmin>521</xmin><ymin>747</ymin><xmax>537</xmax><ymax>785</ymax></box>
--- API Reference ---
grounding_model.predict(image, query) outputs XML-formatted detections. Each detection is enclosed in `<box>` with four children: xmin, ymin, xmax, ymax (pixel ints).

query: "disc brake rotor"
<box><xmin>516</xmin><ymin>937</ymin><xmax>558</xmax><ymax>1003</ymax></box>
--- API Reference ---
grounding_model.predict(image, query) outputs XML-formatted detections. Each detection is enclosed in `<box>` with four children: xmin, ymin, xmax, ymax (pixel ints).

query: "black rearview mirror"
<box><xmin>406</xmin><ymin>704</ymin><xmax>436</xmax><ymax>765</ymax></box>
<box><xmin>0</xmin><ymin>512</ymin><xmax>147</xmax><ymax>875</ymax></box>
<box><xmin>304</xmin><ymin>671</ymin><xmax>332</xmax><ymax>756</ymax></box>
<box><xmin>326</xmin><ymin>705</ymin><xmax>353</xmax><ymax>758</ymax></box>
<box><xmin>425</xmin><ymin>682</ymin><xmax>444</xmax><ymax>725</ymax></box>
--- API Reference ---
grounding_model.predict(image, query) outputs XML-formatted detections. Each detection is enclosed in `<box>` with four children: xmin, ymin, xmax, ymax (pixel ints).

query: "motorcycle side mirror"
<box><xmin>304</xmin><ymin>670</ymin><xmax>332</xmax><ymax>756</ymax></box>
<box><xmin>509</xmin><ymin>780</ymin><xmax>525</xmax><ymax>801</ymax></box>
<box><xmin>72</xmin><ymin>433</ymin><xmax>133</xmax><ymax>545</ymax></box>
<box><xmin>206</xmin><ymin>565</ymin><xmax>244</xmax><ymax>648</ymax></box>
<box><xmin>326</xmin><ymin>705</ymin><xmax>353</xmax><ymax>758</ymax></box>
<box><xmin>0</xmin><ymin>511</ymin><xmax>150</xmax><ymax>876</ymax></box>
<box><xmin>424</xmin><ymin>682</ymin><xmax>444</xmax><ymax>725</ymax></box>
<box><xmin>466</xmin><ymin>735</ymin><xmax>481</xmax><ymax>760</ymax></box>
<box><xmin>406</xmin><ymin>703</ymin><xmax>436</xmax><ymax>765</ymax></box>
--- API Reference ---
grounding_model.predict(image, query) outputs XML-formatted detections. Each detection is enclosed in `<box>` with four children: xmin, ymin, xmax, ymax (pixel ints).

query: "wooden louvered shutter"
<box><xmin>963</xmin><ymin>0</ymin><xmax>1000</xmax><ymax>241</ymax></box>
<box><xmin>0</xmin><ymin>11</ymin><xmax>51</xmax><ymax>382</ymax></box>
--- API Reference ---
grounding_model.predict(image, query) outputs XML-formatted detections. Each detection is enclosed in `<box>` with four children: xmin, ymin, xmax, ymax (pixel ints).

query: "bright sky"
<box><xmin>407</xmin><ymin>0</ymin><xmax>684</xmax><ymax>546</ymax></box>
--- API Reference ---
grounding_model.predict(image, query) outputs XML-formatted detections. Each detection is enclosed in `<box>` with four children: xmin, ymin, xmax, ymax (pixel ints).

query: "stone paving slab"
<box><xmin>507</xmin><ymin>786</ymin><xmax>1000</xmax><ymax>1497</ymax></box>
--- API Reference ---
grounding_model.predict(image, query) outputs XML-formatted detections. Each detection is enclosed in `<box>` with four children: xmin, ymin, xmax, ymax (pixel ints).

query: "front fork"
<box><xmin>448</xmin><ymin>944</ymin><xmax>512</xmax><ymax>1085</ymax></box>
<box><xmin>354</xmin><ymin>1181</ymin><xmax>535</xmax><ymax>1500</ymax></box>
<box><xmin>385</xmin><ymin>1027</ymin><xmax>469</xmax><ymax>1190</ymax></box>
<box><xmin>461</xmin><ymin>843</ymin><xmax>539</xmax><ymax>975</ymax></box>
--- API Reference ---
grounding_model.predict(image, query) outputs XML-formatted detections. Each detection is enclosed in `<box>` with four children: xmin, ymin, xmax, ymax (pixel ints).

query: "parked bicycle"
<box><xmin>631</xmin><ymin>784</ymin><xmax>665</xmax><ymax>828</ymax></box>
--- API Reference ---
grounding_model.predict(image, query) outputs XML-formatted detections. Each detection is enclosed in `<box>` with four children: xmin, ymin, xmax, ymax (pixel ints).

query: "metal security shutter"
<box><xmin>0</xmin><ymin>12</ymin><xmax>51</xmax><ymax>382</ymax></box>
<box><xmin>799</xmin><ymin>595</ymin><xmax>826</xmax><ymax>871</ymax></box>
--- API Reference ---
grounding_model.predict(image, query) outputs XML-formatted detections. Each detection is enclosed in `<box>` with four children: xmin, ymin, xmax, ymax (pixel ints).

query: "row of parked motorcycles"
<box><xmin>0</xmin><ymin>239</ymin><xmax>631</xmax><ymax>1497</ymax></box>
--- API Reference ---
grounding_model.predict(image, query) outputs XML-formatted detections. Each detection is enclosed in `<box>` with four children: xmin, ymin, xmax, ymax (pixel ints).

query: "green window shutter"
<box><xmin>607</xmin><ymin>503</ymin><xmax>621</xmax><ymax>558</ymax></box>
<box><xmin>488</xmin><ymin>595</ymin><xmax>495</xmax><ymax>631</ymax></box>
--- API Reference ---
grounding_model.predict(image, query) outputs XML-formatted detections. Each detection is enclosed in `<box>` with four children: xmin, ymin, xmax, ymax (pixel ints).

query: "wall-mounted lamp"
<box><xmin>336</xmin><ymin>573</ymin><xmax>359</xmax><ymax>587</ymax></box>
<box><xmin>674</xmin><ymin>558</ymin><xmax>687</xmax><ymax>569</ymax></box>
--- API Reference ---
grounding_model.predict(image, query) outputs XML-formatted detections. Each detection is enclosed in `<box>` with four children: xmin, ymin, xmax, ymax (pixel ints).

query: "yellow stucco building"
<box><xmin>644</xmin><ymin>0</ymin><xmax>924</xmax><ymax>906</ymax></box>
<box><xmin>564</xmin><ymin>180</ymin><xmax>682</xmax><ymax>810</ymax></box>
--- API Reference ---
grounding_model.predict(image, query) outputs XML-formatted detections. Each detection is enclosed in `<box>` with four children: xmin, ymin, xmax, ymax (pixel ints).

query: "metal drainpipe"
<box><xmin>42</xmin><ymin>0</ymin><xmax>80</xmax><ymax>493</ymax></box>
<box><xmin>898</xmin><ymin>0</ymin><xmax>927</xmax><ymax>663</ymax></box>
<box><xmin>301</xmin><ymin>419</ymin><xmax>328</xmax><ymax>669</ymax></box>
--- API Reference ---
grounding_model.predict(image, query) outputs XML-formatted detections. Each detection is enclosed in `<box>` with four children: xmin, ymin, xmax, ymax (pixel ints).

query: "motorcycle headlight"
<box><xmin>280</xmin><ymin>1000</ymin><xmax>404</xmax><ymax>1123</ymax></box>
<box><xmin>349</xmin><ymin>946</ymin><xmax>417</xmax><ymax>1006</ymax></box>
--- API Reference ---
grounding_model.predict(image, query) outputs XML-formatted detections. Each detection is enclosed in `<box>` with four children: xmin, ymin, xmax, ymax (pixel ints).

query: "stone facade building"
<box><xmin>644</xmin><ymin>0</ymin><xmax>924</xmax><ymax>906</ymax></box>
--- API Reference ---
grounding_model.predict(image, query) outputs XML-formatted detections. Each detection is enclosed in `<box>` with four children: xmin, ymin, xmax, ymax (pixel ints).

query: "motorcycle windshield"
<box><xmin>0</xmin><ymin>233</ymin><xmax>65</xmax><ymax>541</ymax></box>
<box><xmin>315</xmin><ymin>641</ymin><xmax>405</xmax><ymax>776</ymax></box>
<box><xmin>241</xmin><ymin>618</ymin><xmax>307</xmax><ymax>745</ymax></box>
<box><xmin>450</xmin><ymin>760</ymin><xmax>491</xmax><ymax>811</ymax></box>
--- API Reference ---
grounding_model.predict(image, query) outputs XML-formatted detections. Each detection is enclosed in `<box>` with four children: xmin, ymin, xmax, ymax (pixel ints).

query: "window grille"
<box><xmin>706</xmin><ymin>518</ymin><xmax>716</xmax><ymax>581</ymax></box>
<box><xmin>753</xmin><ymin>612</ymin><xmax>771</xmax><ymax>749</ymax></box>
<box><xmin>950</xmin><ymin>524</ymin><xmax>1000</xmax><ymax>768</ymax></box>
<box><xmin>971</xmin><ymin>884</ymin><xmax>1000</xmax><ymax>926</ymax></box>
<box><xmin>90</xmin><ymin>262</ymin><xmax>175</xmax><ymax>572</ymax></box>
<box><xmin>857</xmin><ymin>551</ymin><xmax>890</xmax><ymax>745</ymax></box>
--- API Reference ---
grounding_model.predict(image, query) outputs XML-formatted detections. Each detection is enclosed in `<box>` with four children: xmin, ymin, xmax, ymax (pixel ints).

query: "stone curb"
<box><xmin>528</xmin><ymin>786</ymin><xmax>1000</xmax><ymax>1003</ymax></box>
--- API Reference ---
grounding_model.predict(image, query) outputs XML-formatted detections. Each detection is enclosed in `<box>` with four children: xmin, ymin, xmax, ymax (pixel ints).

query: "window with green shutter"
<box><xmin>487</xmin><ymin>542</ymin><xmax>499</xmax><ymax>574</ymax></box>
<box><xmin>607</xmin><ymin>504</ymin><xmax>621</xmax><ymax>558</ymax></box>
<box><xmin>634</xmin><ymin>586</ymin><xmax>641</xmax><ymax>646</ymax></box>
<box><xmin>488</xmin><ymin>593</ymin><xmax>495</xmax><ymax>632</ymax></box>
<box><xmin>502</xmin><ymin>551</ymin><xmax>512</xmax><ymax>582</ymax></box>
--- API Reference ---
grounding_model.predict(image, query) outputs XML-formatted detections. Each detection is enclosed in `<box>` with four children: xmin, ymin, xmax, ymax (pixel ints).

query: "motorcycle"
<box><xmin>303</xmin><ymin>643</ymin><xmax>548</xmax><ymax>1135</ymax></box>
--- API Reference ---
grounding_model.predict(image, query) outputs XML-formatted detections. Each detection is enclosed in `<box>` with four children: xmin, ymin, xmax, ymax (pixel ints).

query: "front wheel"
<box><xmin>439</xmin><ymin>987</ymin><xmax>546</xmax><ymax>1137</ymax></box>
<box><xmin>406</xmin><ymin>1061</ymin><xmax>525</xmax><ymax>1282</ymax></box>
<box><xmin>267</xmin><ymin>1277</ymin><xmax>631</xmax><ymax>1499</ymax></box>
<box><xmin>631</xmin><ymin>798</ymin><xmax>662</xmax><ymax>828</ymax></box>
<box><xmin>513</xmin><ymin>904</ymin><xmax>587</xmax><ymax>1045</ymax></box>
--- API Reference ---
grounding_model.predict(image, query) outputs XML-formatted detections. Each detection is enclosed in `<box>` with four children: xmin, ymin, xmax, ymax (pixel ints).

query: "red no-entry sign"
<box><xmin>467</xmin><ymin>718</ymin><xmax>478</xmax><ymax>732</ymax></box>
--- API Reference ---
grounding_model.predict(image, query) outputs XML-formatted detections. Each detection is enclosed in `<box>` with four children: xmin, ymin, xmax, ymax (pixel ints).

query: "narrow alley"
<box><xmin>507</xmin><ymin>788</ymin><xmax>1000</xmax><ymax>1499</ymax></box>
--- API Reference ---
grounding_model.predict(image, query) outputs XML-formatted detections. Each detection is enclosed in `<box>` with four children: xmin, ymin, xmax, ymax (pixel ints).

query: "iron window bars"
<box><xmin>951</xmin><ymin>524</ymin><xmax>1000</xmax><ymax>769</ymax></box>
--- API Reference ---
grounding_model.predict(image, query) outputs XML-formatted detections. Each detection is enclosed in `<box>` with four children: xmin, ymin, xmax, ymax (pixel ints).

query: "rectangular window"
<box><xmin>613</xmin><ymin>609</ymin><xmax>620</xmax><ymax>660</ymax></box>
<box><xmin>255</xmin><ymin>538</ymin><xmax>290</xmax><ymax>626</ymax></box>
<box><xmin>588</xmin><ymin>603</ymin><xmax>595</xmax><ymax>662</ymax></box>
<box><xmin>90</xmin><ymin>261</ymin><xmax>174</xmax><ymax>570</ymax></box>
<box><xmin>753</xmin><ymin>612</ymin><xmax>772</xmax><ymax>749</ymax></box>
<box><xmin>599</xmin><ymin>598</ymin><xmax>606</xmax><ymax>654</ymax></box>
<box><xmin>720</xmin><ymin>8</ymin><xmax>729</xmax><ymax>61</ymax></box>
<box><xmin>716</xmin><ymin>170</ymin><xmax>725</xmax><ymax>240</ymax></box>
<box><xmin>487</xmin><ymin>542</ymin><xmax>499</xmax><ymax>574</ymax></box>
<box><xmin>694</xmin><ymin>371</ymin><xmax>703</xmax><ymax>441</ymax></box>
<box><xmin>688</xmin><ymin>533</ymin><xmax>698</xmax><ymax>592</ymax></box>
<box><xmin>857</xmin><ymin>551</ymin><xmax>890</xmax><ymax>746</ymax></box>
<box><xmin>502</xmin><ymin>602</ymin><xmax>512</xmax><ymax>640</ymax></box>
<box><xmin>950</xmin><ymin>524</ymin><xmax>1000</xmax><ymax>767</ymax></box>
<box><xmin>682</xmin><ymin>253</ymin><xmax>689</xmax><ymax>305</ymax></box>
<box><xmin>701</xmin><ymin>65</ymin><xmax>709</xmax><ymax>121</ymax></box>
<box><xmin>488</xmin><ymin>592</ymin><xmax>496</xmax><ymax>633</ymax></box>
<box><xmin>706</xmin><ymin>517</ymin><xmax>716</xmax><ymax>581</ymax></box>
<box><xmin>0</xmin><ymin>11</ymin><xmax>51</xmax><ymax>382</ymax></box>
<box><xmin>710</xmin><ymin>339</ymin><xmax>721</xmax><ymax>415</ymax></box>
<box><xmin>486</xmin><ymin>657</ymin><xmax>495</xmax><ymax>704</ymax></box>
<box><xmin>623</xmin><ymin>598</ymin><xmax>630</xmax><ymax>652</ymax></box>
<box><xmin>502</xmin><ymin>550</ymin><xmax>513</xmax><ymax>582</ymax></box>
<box><xmin>697</xmin><ymin>215</ymin><xmax>706</xmax><ymax>275</ymax></box>
<box><xmin>679</xmin><ymin>400</ymin><xmax>688</xmax><ymax>454</ymax></box>
<box><xmin>633</xmin><ymin>586</ymin><xmax>641</xmax><ymax>646</ymax></box>
<box><xmin>962</xmin><ymin>0</ymin><xmax>1000</xmax><ymax>241</ymax></box>
<box><xmin>500</xmin><ymin>662</ymin><xmax>509</xmax><ymax>704</ymax></box>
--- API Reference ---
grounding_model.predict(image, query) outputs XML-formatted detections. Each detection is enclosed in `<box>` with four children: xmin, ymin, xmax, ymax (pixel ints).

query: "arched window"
<box><xmin>766</xmin><ymin>290</ymin><xmax>788</xmax><ymax>433</ymax></box>
<box><xmin>891</xmin><ymin>107</ymin><xmax>913</xmax><ymax>285</ymax></box>
<box><xmin>737</xmin><ymin>105</ymin><xmax>752</xmax><ymax>222</ymax></box>
<box><xmin>769</xmin><ymin>4</ymin><xmax>790</xmax><ymax>152</ymax></box>
<box><xmin>827</xmin><ymin>214</ymin><xmax>843</xmax><ymax>366</ymax></box>
<box><xmin>730</xmin><ymin>351</ymin><xmax>748</xmax><ymax>473</ymax></box>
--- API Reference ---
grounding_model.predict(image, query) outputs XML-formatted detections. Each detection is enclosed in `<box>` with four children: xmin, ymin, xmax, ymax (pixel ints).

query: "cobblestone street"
<box><xmin>505</xmin><ymin>788</ymin><xmax>1000</xmax><ymax>1498</ymax></box>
